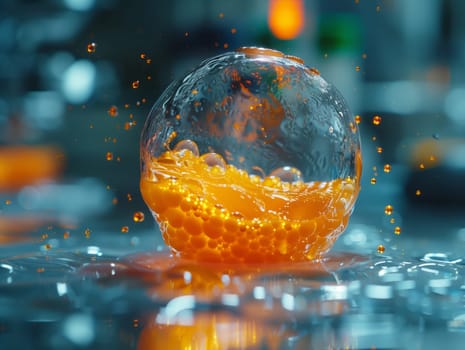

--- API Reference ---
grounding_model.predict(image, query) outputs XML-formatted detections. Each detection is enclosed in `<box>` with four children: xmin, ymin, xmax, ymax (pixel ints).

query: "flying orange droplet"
<box><xmin>87</xmin><ymin>42</ymin><xmax>96</xmax><ymax>53</ymax></box>
<box><xmin>377</xmin><ymin>244</ymin><xmax>385</xmax><ymax>253</ymax></box>
<box><xmin>268</xmin><ymin>0</ymin><xmax>305</xmax><ymax>40</ymax></box>
<box><xmin>108</xmin><ymin>105</ymin><xmax>118</xmax><ymax>117</ymax></box>
<box><xmin>372</xmin><ymin>115</ymin><xmax>382</xmax><ymax>125</ymax></box>
<box><xmin>384</xmin><ymin>204</ymin><xmax>393</xmax><ymax>215</ymax></box>
<box><xmin>133</xmin><ymin>211</ymin><xmax>145</xmax><ymax>223</ymax></box>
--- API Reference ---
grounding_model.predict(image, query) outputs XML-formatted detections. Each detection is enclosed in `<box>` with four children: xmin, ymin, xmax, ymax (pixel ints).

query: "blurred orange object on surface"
<box><xmin>0</xmin><ymin>146</ymin><xmax>64</xmax><ymax>192</ymax></box>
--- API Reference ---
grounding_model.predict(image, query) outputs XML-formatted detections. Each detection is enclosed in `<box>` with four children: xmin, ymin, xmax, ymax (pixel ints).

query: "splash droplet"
<box><xmin>269</xmin><ymin>166</ymin><xmax>303</xmax><ymax>183</ymax></box>
<box><xmin>394</xmin><ymin>226</ymin><xmax>401</xmax><ymax>235</ymax></box>
<box><xmin>355</xmin><ymin>115</ymin><xmax>361</xmax><ymax>124</ymax></box>
<box><xmin>108</xmin><ymin>105</ymin><xmax>118</xmax><ymax>117</ymax></box>
<box><xmin>63</xmin><ymin>231</ymin><xmax>70</xmax><ymax>239</ymax></box>
<box><xmin>132</xmin><ymin>80</ymin><xmax>140</xmax><ymax>89</ymax></box>
<box><xmin>377</xmin><ymin>244</ymin><xmax>385</xmax><ymax>253</ymax></box>
<box><xmin>383</xmin><ymin>164</ymin><xmax>391</xmax><ymax>173</ymax></box>
<box><xmin>84</xmin><ymin>228</ymin><xmax>91</xmax><ymax>238</ymax></box>
<box><xmin>370</xmin><ymin>177</ymin><xmax>377</xmax><ymax>185</ymax></box>
<box><xmin>87</xmin><ymin>42</ymin><xmax>96</xmax><ymax>53</ymax></box>
<box><xmin>133</xmin><ymin>211</ymin><xmax>145</xmax><ymax>223</ymax></box>
<box><xmin>384</xmin><ymin>205</ymin><xmax>393</xmax><ymax>215</ymax></box>
<box><xmin>355</xmin><ymin>65</ymin><xmax>361</xmax><ymax>72</ymax></box>
<box><xmin>377</xmin><ymin>147</ymin><xmax>383</xmax><ymax>154</ymax></box>
<box><xmin>372</xmin><ymin>115</ymin><xmax>382</xmax><ymax>125</ymax></box>
<box><xmin>121</xmin><ymin>226</ymin><xmax>129</xmax><ymax>233</ymax></box>
<box><xmin>415</xmin><ymin>189</ymin><xmax>422</xmax><ymax>196</ymax></box>
<box><xmin>106</xmin><ymin>152</ymin><xmax>113</xmax><ymax>161</ymax></box>
<box><xmin>4</xmin><ymin>199</ymin><xmax>11</xmax><ymax>205</ymax></box>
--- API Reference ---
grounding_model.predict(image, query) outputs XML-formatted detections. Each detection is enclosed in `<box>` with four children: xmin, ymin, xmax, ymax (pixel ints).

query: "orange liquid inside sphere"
<box><xmin>140</xmin><ymin>143</ymin><xmax>359</xmax><ymax>264</ymax></box>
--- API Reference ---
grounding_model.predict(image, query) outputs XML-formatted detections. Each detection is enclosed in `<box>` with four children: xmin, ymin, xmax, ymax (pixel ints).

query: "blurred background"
<box><xmin>1</xmin><ymin>0</ymin><xmax>465</xmax><ymax>255</ymax></box>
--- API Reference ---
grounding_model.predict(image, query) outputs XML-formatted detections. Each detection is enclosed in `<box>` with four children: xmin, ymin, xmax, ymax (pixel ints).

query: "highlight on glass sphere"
<box><xmin>140</xmin><ymin>47</ymin><xmax>362</xmax><ymax>264</ymax></box>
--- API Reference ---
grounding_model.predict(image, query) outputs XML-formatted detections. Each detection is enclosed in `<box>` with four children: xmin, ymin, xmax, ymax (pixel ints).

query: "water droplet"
<box><xmin>362</xmin><ymin>53</ymin><xmax>367</xmax><ymax>59</ymax></box>
<box><xmin>87</xmin><ymin>42</ymin><xmax>96</xmax><ymax>53</ymax></box>
<box><xmin>106</xmin><ymin>152</ymin><xmax>113</xmax><ymax>161</ymax></box>
<box><xmin>133</xmin><ymin>211</ymin><xmax>145</xmax><ymax>223</ymax></box>
<box><xmin>231</xmin><ymin>28</ymin><xmax>237</xmax><ymax>34</ymax></box>
<box><xmin>415</xmin><ymin>189</ymin><xmax>422</xmax><ymax>196</ymax></box>
<box><xmin>63</xmin><ymin>231</ymin><xmax>70</xmax><ymax>239</ymax></box>
<box><xmin>384</xmin><ymin>205</ymin><xmax>393</xmax><ymax>215</ymax></box>
<box><xmin>201</xmin><ymin>153</ymin><xmax>226</xmax><ymax>170</ymax></box>
<box><xmin>377</xmin><ymin>147</ymin><xmax>383</xmax><ymax>154</ymax></box>
<box><xmin>383</xmin><ymin>164</ymin><xmax>391</xmax><ymax>173</ymax></box>
<box><xmin>377</xmin><ymin>244</ymin><xmax>385</xmax><ymax>253</ymax></box>
<box><xmin>174</xmin><ymin>139</ymin><xmax>199</xmax><ymax>156</ymax></box>
<box><xmin>84</xmin><ymin>228</ymin><xmax>91</xmax><ymax>238</ymax></box>
<box><xmin>419</xmin><ymin>163</ymin><xmax>425</xmax><ymax>169</ymax></box>
<box><xmin>127</xmin><ymin>193</ymin><xmax>133</xmax><ymax>201</ymax></box>
<box><xmin>394</xmin><ymin>226</ymin><xmax>401</xmax><ymax>235</ymax></box>
<box><xmin>107</xmin><ymin>105</ymin><xmax>118</xmax><ymax>117</ymax></box>
<box><xmin>370</xmin><ymin>177</ymin><xmax>377</xmax><ymax>185</ymax></box>
<box><xmin>355</xmin><ymin>115</ymin><xmax>361</xmax><ymax>124</ymax></box>
<box><xmin>355</xmin><ymin>65</ymin><xmax>361</xmax><ymax>72</ymax></box>
<box><xmin>269</xmin><ymin>166</ymin><xmax>303</xmax><ymax>183</ymax></box>
<box><xmin>372</xmin><ymin>115</ymin><xmax>382</xmax><ymax>125</ymax></box>
<box><xmin>140</xmin><ymin>53</ymin><xmax>147</xmax><ymax>60</ymax></box>
<box><xmin>132</xmin><ymin>80</ymin><xmax>140</xmax><ymax>89</ymax></box>
<box><xmin>5</xmin><ymin>199</ymin><xmax>11</xmax><ymax>205</ymax></box>
<box><xmin>121</xmin><ymin>226</ymin><xmax>129</xmax><ymax>233</ymax></box>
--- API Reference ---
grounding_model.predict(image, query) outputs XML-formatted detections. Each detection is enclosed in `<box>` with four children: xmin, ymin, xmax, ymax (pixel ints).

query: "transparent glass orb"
<box><xmin>140</xmin><ymin>47</ymin><xmax>362</xmax><ymax>263</ymax></box>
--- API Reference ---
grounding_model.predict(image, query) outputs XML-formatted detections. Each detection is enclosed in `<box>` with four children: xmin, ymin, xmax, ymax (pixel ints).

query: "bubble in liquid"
<box><xmin>372</xmin><ymin>115</ymin><xmax>382</xmax><ymax>125</ymax></box>
<box><xmin>269</xmin><ymin>166</ymin><xmax>303</xmax><ymax>183</ymax></box>
<box><xmin>133</xmin><ymin>211</ymin><xmax>145</xmax><ymax>223</ymax></box>
<box><xmin>384</xmin><ymin>205</ymin><xmax>393</xmax><ymax>215</ymax></box>
<box><xmin>201</xmin><ymin>153</ymin><xmax>226</xmax><ymax>170</ymax></box>
<box><xmin>174</xmin><ymin>140</ymin><xmax>200</xmax><ymax>156</ymax></box>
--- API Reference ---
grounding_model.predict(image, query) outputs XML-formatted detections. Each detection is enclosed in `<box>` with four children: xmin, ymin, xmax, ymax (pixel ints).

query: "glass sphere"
<box><xmin>140</xmin><ymin>47</ymin><xmax>361</xmax><ymax>264</ymax></box>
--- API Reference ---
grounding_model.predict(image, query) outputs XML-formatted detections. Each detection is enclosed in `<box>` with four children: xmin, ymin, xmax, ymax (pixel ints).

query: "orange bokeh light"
<box><xmin>268</xmin><ymin>0</ymin><xmax>305</xmax><ymax>40</ymax></box>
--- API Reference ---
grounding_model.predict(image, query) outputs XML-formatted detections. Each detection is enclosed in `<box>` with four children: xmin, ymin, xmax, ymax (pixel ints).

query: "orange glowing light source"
<box><xmin>268</xmin><ymin>0</ymin><xmax>305</xmax><ymax>40</ymax></box>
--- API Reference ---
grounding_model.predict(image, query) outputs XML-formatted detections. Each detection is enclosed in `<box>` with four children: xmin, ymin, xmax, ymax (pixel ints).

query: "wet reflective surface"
<box><xmin>2</xmin><ymin>229</ymin><xmax>465</xmax><ymax>349</ymax></box>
